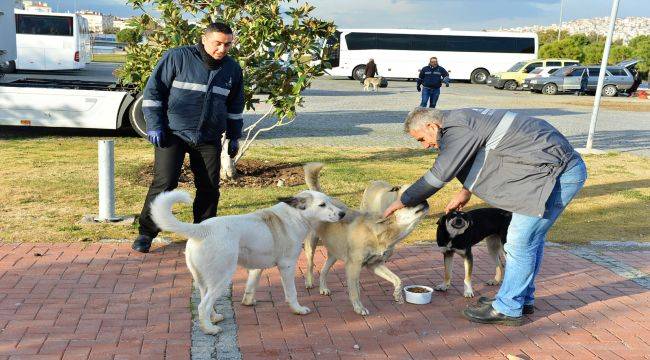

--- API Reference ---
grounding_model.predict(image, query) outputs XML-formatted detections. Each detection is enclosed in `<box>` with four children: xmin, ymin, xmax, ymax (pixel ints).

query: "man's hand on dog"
<box><xmin>445</xmin><ymin>188</ymin><xmax>472</xmax><ymax>214</ymax></box>
<box><xmin>383</xmin><ymin>199</ymin><xmax>405</xmax><ymax>218</ymax></box>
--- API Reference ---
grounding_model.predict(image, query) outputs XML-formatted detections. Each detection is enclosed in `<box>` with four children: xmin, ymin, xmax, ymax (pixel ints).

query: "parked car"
<box><xmin>528</xmin><ymin>60</ymin><xmax>640</xmax><ymax>96</ymax></box>
<box><xmin>521</xmin><ymin>66</ymin><xmax>561</xmax><ymax>90</ymax></box>
<box><xmin>486</xmin><ymin>58</ymin><xmax>580</xmax><ymax>90</ymax></box>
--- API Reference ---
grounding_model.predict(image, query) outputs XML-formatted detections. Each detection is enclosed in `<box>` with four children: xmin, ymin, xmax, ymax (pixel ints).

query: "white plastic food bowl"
<box><xmin>403</xmin><ymin>285</ymin><xmax>433</xmax><ymax>305</ymax></box>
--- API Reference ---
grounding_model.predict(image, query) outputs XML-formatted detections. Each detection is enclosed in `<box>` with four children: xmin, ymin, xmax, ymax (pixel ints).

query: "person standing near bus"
<box><xmin>131</xmin><ymin>22</ymin><xmax>245</xmax><ymax>253</ymax></box>
<box><xmin>417</xmin><ymin>56</ymin><xmax>449</xmax><ymax>108</ymax></box>
<box><xmin>363</xmin><ymin>58</ymin><xmax>378</xmax><ymax>83</ymax></box>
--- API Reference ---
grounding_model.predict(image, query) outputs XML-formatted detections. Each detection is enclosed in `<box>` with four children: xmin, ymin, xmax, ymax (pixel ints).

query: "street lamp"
<box><xmin>558</xmin><ymin>0</ymin><xmax>565</xmax><ymax>41</ymax></box>
<box><xmin>579</xmin><ymin>0</ymin><xmax>621</xmax><ymax>154</ymax></box>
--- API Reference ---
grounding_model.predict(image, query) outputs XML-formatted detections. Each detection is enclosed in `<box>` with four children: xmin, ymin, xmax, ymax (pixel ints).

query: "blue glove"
<box><xmin>416</xmin><ymin>84</ymin><xmax>421</xmax><ymax>92</ymax></box>
<box><xmin>445</xmin><ymin>82</ymin><xmax>450</xmax><ymax>87</ymax></box>
<box><xmin>146</xmin><ymin>130</ymin><xmax>164</xmax><ymax>147</ymax></box>
<box><xmin>227</xmin><ymin>139</ymin><xmax>239</xmax><ymax>158</ymax></box>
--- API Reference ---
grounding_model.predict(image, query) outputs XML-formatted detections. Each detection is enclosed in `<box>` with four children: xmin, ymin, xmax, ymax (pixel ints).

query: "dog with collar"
<box><xmin>435</xmin><ymin>208</ymin><xmax>511</xmax><ymax>297</ymax></box>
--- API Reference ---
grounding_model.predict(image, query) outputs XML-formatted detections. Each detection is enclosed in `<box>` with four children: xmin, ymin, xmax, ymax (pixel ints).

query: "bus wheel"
<box><xmin>352</xmin><ymin>65</ymin><xmax>366</xmax><ymax>81</ymax></box>
<box><xmin>129</xmin><ymin>93</ymin><xmax>148</xmax><ymax>139</ymax></box>
<box><xmin>0</xmin><ymin>60</ymin><xmax>15</xmax><ymax>74</ymax></box>
<box><xmin>470</xmin><ymin>68</ymin><xmax>489</xmax><ymax>84</ymax></box>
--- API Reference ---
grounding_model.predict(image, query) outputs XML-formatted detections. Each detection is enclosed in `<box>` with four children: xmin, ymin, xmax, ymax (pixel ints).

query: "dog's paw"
<box><xmin>486</xmin><ymin>279</ymin><xmax>501</xmax><ymax>286</ymax></box>
<box><xmin>319</xmin><ymin>287</ymin><xmax>331</xmax><ymax>296</ymax></box>
<box><xmin>305</xmin><ymin>279</ymin><xmax>314</xmax><ymax>289</ymax></box>
<box><xmin>291</xmin><ymin>305</ymin><xmax>311</xmax><ymax>315</ymax></box>
<box><xmin>353</xmin><ymin>303</ymin><xmax>370</xmax><ymax>316</ymax></box>
<box><xmin>434</xmin><ymin>283</ymin><xmax>449</xmax><ymax>292</ymax></box>
<box><xmin>211</xmin><ymin>312</ymin><xmax>225</xmax><ymax>323</ymax></box>
<box><xmin>200</xmin><ymin>324</ymin><xmax>222</xmax><ymax>335</ymax></box>
<box><xmin>241</xmin><ymin>297</ymin><xmax>256</xmax><ymax>306</ymax></box>
<box><xmin>394</xmin><ymin>292</ymin><xmax>405</xmax><ymax>304</ymax></box>
<box><xmin>463</xmin><ymin>288</ymin><xmax>475</xmax><ymax>298</ymax></box>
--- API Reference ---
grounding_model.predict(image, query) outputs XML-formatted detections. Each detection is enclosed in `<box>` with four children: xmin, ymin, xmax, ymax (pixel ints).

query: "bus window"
<box><xmin>16</xmin><ymin>14</ymin><xmax>73</xmax><ymax>36</ymax></box>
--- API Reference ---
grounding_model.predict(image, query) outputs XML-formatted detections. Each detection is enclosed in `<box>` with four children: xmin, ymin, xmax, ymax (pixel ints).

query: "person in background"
<box><xmin>416</xmin><ymin>57</ymin><xmax>449</xmax><ymax>108</ymax></box>
<box><xmin>363</xmin><ymin>58</ymin><xmax>378</xmax><ymax>83</ymax></box>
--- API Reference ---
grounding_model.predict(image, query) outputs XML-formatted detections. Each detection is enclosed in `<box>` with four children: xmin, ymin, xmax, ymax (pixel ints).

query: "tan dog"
<box><xmin>303</xmin><ymin>163</ymin><xmax>428</xmax><ymax>315</ymax></box>
<box><xmin>363</xmin><ymin>76</ymin><xmax>383</xmax><ymax>92</ymax></box>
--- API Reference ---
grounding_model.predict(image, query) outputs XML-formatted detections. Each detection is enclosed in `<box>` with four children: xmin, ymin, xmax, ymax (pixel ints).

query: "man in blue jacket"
<box><xmin>417</xmin><ymin>57</ymin><xmax>449</xmax><ymax>108</ymax></box>
<box><xmin>131</xmin><ymin>22</ymin><xmax>245</xmax><ymax>253</ymax></box>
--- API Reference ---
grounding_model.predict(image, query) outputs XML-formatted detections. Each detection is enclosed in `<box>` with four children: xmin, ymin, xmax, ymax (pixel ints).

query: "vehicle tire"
<box><xmin>129</xmin><ymin>93</ymin><xmax>148</xmax><ymax>139</ymax></box>
<box><xmin>504</xmin><ymin>80</ymin><xmax>518</xmax><ymax>91</ymax></box>
<box><xmin>470</xmin><ymin>68</ymin><xmax>489</xmax><ymax>84</ymax></box>
<box><xmin>352</xmin><ymin>65</ymin><xmax>366</xmax><ymax>81</ymax></box>
<box><xmin>0</xmin><ymin>60</ymin><xmax>16</xmax><ymax>74</ymax></box>
<box><xmin>602</xmin><ymin>84</ymin><xmax>618</xmax><ymax>97</ymax></box>
<box><xmin>542</xmin><ymin>83</ymin><xmax>558</xmax><ymax>95</ymax></box>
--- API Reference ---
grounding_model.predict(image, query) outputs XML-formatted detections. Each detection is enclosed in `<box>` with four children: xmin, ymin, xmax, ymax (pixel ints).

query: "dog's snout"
<box><xmin>338</xmin><ymin>211</ymin><xmax>346</xmax><ymax>219</ymax></box>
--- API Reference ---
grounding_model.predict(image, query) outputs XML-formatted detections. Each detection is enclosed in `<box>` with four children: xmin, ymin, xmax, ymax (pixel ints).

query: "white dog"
<box><xmin>150</xmin><ymin>190</ymin><xmax>345</xmax><ymax>335</ymax></box>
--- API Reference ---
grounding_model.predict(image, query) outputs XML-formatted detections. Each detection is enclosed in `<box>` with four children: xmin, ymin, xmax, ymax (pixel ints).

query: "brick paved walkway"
<box><xmin>1</xmin><ymin>243</ymin><xmax>648</xmax><ymax>360</ymax></box>
<box><xmin>232</xmin><ymin>246</ymin><xmax>650</xmax><ymax>360</ymax></box>
<box><xmin>0</xmin><ymin>243</ymin><xmax>192</xmax><ymax>360</ymax></box>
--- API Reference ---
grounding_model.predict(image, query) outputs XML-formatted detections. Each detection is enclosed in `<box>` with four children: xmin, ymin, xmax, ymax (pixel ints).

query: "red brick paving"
<box><xmin>0</xmin><ymin>243</ymin><xmax>192</xmax><ymax>360</ymax></box>
<box><xmin>232</xmin><ymin>245</ymin><xmax>650</xmax><ymax>360</ymax></box>
<box><xmin>1</xmin><ymin>242</ymin><xmax>648</xmax><ymax>360</ymax></box>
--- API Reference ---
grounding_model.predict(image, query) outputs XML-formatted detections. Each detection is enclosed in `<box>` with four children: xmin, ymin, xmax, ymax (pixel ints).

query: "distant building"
<box><xmin>78</xmin><ymin>10</ymin><xmax>114</xmax><ymax>33</ymax></box>
<box><xmin>112</xmin><ymin>17</ymin><xmax>131</xmax><ymax>30</ymax></box>
<box><xmin>497</xmin><ymin>17</ymin><xmax>650</xmax><ymax>44</ymax></box>
<box><xmin>21</xmin><ymin>1</ymin><xmax>51</xmax><ymax>12</ymax></box>
<box><xmin>14</xmin><ymin>0</ymin><xmax>24</xmax><ymax>9</ymax></box>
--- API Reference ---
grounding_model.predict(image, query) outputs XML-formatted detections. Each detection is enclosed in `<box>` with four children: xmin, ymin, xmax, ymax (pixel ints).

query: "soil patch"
<box><xmin>135</xmin><ymin>159</ymin><xmax>305</xmax><ymax>188</ymax></box>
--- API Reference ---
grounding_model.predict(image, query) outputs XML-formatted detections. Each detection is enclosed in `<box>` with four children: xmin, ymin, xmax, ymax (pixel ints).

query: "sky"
<box><xmin>50</xmin><ymin>0</ymin><xmax>650</xmax><ymax>30</ymax></box>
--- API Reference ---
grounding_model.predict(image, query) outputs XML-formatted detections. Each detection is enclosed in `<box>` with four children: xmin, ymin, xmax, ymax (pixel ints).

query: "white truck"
<box><xmin>0</xmin><ymin>4</ymin><xmax>147</xmax><ymax>137</ymax></box>
<box><xmin>0</xmin><ymin>1</ymin><xmax>17</xmax><ymax>74</ymax></box>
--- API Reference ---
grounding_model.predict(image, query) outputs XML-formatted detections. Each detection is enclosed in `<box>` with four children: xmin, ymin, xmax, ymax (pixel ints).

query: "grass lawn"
<box><xmin>0</xmin><ymin>133</ymin><xmax>648</xmax><ymax>244</ymax></box>
<box><xmin>92</xmin><ymin>53</ymin><xmax>126</xmax><ymax>63</ymax></box>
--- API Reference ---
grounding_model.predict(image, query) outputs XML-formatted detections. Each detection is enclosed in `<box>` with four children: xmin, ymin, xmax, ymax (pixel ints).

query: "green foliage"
<box><xmin>628</xmin><ymin>35</ymin><xmax>650</xmax><ymax>74</ymax></box>
<box><xmin>116</xmin><ymin>27</ymin><xmax>140</xmax><ymax>43</ymax></box>
<box><xmin>537</xmin><ymin>29</ymin><xmax>570</xmax><ymax>47</ymax></box>
<box><xmin>115</xmin><ymin>0</ymin><xmax>336</xmax><ymax>121</ymax></box>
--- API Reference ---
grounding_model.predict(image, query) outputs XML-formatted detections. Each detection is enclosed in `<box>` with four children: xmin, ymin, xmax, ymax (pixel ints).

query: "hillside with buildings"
<box><xmin>498</xmin><ymin>17</ymin><xmax>650</xmax><ymax>44</ymax></box>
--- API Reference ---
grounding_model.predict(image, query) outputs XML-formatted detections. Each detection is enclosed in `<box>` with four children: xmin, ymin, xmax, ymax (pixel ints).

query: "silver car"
<box><xmin>528</xmin><ymin>60</ymin><xmax>639</xmax><ymax>96</ymax></box>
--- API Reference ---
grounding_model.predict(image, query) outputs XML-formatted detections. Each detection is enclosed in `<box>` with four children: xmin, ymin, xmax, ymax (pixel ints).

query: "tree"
<box><xmin>628</xmin><ymin>35</ymin><xmax>650</xmax><ymax>77</ymax></box>
<box><xmin>103</xmin><ymin>26</ymin><xmax>120</xmax><ymax>34</ymax></box>
<box><xmin>115</xmin><ymin>0</ymin><xmax>336</xmax><ymax>179</ymax></box>
<box><xmin>539</xmin><ymin>34</ymin><xmax>590</xmax><ymax>62</ymax></box>
<box><xmin>536</xmin><ymin>29</ymin><xmax>570</xmax><ymax>47</ymax></box>
<box><xmin>116</xmin><ymin>28</ymin><xmax>140</xmax><ymax>44</ymax></box>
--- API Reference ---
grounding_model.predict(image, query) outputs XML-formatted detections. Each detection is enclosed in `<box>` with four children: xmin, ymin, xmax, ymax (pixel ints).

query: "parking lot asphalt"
<box><xmin>2</xmin><ymin>62</ymin><xmax>648</xmax><ymax>156</ymax></box>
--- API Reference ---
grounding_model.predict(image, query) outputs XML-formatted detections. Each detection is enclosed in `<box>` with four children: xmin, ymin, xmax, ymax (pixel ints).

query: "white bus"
<box><xmin>14</xmin><ymin>10</ymin><xmax>92</xmax><ymax>71</ymax></box>
<box><xmin>323</xmin><ymin>29</ymin><xmax>538</xmax><ymax>84</ymax></box>
<box><xmin>0</xmin><ymin>2</ymin><xmax>17</xmax><ymax>73</ymax></box>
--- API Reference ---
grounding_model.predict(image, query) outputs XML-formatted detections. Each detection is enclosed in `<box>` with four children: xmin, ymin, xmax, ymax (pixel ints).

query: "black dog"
<box><xmin>435</xmin><ymin>208</ymin><xmax>511</xmax><ymax>297</ymax></box>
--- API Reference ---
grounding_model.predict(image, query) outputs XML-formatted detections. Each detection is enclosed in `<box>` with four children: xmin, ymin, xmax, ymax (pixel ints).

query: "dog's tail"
<box><xmin>303</xmin><ymin>162</ymin><xmax>324</xmax><ymax>192</ymax></box>
<box><xmin>150</xmin><ymin>190</ymin><xmax>207</xmax><ymax>240</ymax></box>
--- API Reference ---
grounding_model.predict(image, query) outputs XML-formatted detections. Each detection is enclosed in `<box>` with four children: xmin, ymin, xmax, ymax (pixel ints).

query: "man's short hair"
<box><xmin>404</xmin><ymin>107</ymin><xmax>444</xmax><ymax>133</ymax></box>
<box><xmin>204</xmin><ymin>22</ymin><xmax>233</xmax><ymax>35</ymax></box>
<box><xmin>430</xmin><ymin>56</ymin><xmax>437</xmax><ymax>61</ymax></box>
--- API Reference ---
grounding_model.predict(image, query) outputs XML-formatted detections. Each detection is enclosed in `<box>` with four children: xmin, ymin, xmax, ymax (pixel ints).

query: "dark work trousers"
<box><xmin>138</xmin><ymin>135</ymin><xmax>221</xmax><ymax>238</ymax></box>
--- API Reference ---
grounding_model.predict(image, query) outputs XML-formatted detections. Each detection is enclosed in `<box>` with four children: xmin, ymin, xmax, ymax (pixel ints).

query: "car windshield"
<box><xmin>529</xmin><ymin>68</ymin><xmax>544</xmax><ymax>74</ymax></box>
<box><xmin>507</xmin><ymin>61</ymin><xmax>527</xmax><ymax>72</ymax></box>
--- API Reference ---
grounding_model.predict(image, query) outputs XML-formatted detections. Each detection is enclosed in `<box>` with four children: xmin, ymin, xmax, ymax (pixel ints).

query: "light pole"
<box><xmin>581</xmin><ymin>0</ymin><xmax>621</xmax><ymax>153</ymax></box>
<box><xmin>558</xmin><ymin>0</ymin><xmax>565</xmax><ymax>41</ymax></box>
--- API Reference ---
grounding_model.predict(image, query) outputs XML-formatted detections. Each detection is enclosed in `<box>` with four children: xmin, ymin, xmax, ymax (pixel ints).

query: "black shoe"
<box><xmin>131</xmin><ymin>234</ymin><xmax>153</xmax><ymax>253</ymax></box>
<box><xmin>462</xmin><ymin>303</ymin><xmax>523</xmax><ymax>326</ymax></box>
<box><xmin>477</xmin><ymin>296</ymin><xmax>534</xmax><ymax>315</ymax></box>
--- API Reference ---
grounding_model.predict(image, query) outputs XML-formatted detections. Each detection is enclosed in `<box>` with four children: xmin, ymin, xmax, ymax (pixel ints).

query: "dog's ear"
<box><xmin>436</xmin><ymin>214</ymin><xmax>446</xmax><ymax>225</ymax></box>
<box><xmin>376</xmin><ymin>216</ymin><xmax>391</xmax><ymax>224</ymax></box>
<box><xmin>278</xmin><ymin>195</ymin><xmax>310</xmax><ymax>210</ymax></box>
<box><xmin>389</xmin><ymin>186</ymin><xmax>400</xmax><ymax>192</ymax></box>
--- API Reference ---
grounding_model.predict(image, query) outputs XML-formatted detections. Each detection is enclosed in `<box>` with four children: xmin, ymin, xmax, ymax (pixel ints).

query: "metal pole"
<box><xmin>586</xmin><ymin>0</ymin><xmax>620</xmax><ymax>151</ymax></box>
<box><xmin>97</xmin><ymin>140</ymin><xmax>118</xmax><ymax>221</ymax></box>
<box><xmin>558</xmin><ymin>0</ymin><xmax>565</xmax><ymax>41</ymax></box>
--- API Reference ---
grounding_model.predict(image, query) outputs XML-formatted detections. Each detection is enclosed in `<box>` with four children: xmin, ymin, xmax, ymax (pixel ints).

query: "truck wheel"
<box><xmin>352</xmin><ymin>65</ymin><xmax>366</xmax><ymax>81</ymax></box>
<box><xmin>129</xmin><ymin>94</ymin><xmax>148</xmax><ymax>139</ymax></box>
<box><xmin>504</xmin><ymin>80</ymin><xmax>518</xmax><ymax>91</ymax></box>
<box><xmin>542</xmin><ymin>83</ymin><xmax>558</xmax><ymax>95</ymax></box>
<box><xmin>470</xmin><ymin>69</ymin><xmax>489</xmax><ymax>84</ymax></box>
